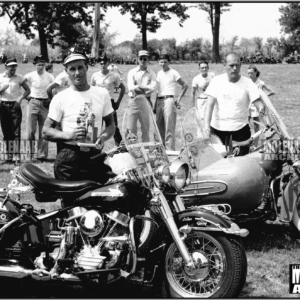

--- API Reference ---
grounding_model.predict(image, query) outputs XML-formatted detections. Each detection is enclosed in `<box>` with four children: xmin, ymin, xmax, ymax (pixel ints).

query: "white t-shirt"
<box><xmin>25</xmin><ymin>71</ymin><xmax>54</xmax><ymax>98</ymax></box>
<box><xmin>205</xmin><ymin>74</ymin><xmax>260</xmax><ymax>131</ymax></box>
<box><xmin>53</xmin><ymin>70</ymin><xmax>72</xmax><ymax>93</ymax></box>
<box><xmin>91</xmin><ymin>71</ymin><xmax>120</xmax><ymax>99</ymax></box>
<box><xmin>48</xmin><ymin>86</ymin><xmax>114</xmax><ymax>144</ymax></box>
<box><xmin>192</xmin><ymin>72</ymin><xmax>215</xmax><ymax>98</ymax></box>
<box><xmin>156</xmin><ymin>68</ymin><xmax>181</xmax><ymax>96</ymax></box>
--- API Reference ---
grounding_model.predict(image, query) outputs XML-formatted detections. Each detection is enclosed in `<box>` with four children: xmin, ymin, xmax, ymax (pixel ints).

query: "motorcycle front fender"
<box><xmin>176</xmin><ymin>208</ymin><xmax>249</xmax><ymax>237</ymax></box>
<box><xmin>280</xmin><ymin>175</ymin><xmax>300</xmax><ymax>222</ymax></box>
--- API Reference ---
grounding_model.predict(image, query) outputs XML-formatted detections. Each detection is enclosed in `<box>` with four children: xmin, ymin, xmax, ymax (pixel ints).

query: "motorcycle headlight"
<box><xmin>170</xmin><ymin>161</ymin><xmax>189</xmax><ymax>191</ymax></box>
<box><xmin>154</xmin><ymin>164</ymin><xmax>170</xmax><ymax>184</ymax></box>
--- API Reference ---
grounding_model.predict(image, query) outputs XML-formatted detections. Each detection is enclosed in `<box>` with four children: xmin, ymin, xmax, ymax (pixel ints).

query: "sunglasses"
<box><xmin>139</xmin><ymin>57</ymin><xmax>148</xmax><ymax>61</ymax></box>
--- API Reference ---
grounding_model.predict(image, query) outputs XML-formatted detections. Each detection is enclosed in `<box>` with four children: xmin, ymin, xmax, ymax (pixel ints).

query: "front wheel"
<box><xmin>162</xmin><ymin>232</ymin><xmax>247</xmax><ymax>298</ymax></box>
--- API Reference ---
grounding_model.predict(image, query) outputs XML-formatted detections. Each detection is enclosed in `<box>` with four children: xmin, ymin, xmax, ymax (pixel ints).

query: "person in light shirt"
<box><xmin>126</xmin><ymin>50</ymin><xmax>156</xmax><ymax>142</ymax></box>
<box><xmin>192</xmin><ymin>60</ymin><xmax>215</xmax><ymax>122</ymax></box>
<box><xmin>91</xmin><ymin>56</ymin><xmax>125</xmax><ymax>146</ymax></box>
<box><xmin>42</xmin><ymin>51</ymin><xmax>115</xmax><ymax>184</ymax></box>
<box><xmin>25</xmin><ymin>55</ymin><xmax>54</xmax><ymax>161</ymax></box>
<box><xmin>0</xmin><ymin>58</ymin><xmax>30</xmax><ymax>163</ymax></box>
<box><xmin>155</xmin><ymin>53</ymin><xmax>188</xmax><ymax>150</ymax></box>
<box><xmin>204</xmin><ymin>52</ymin><xmax>265</xmax><ymax>156</ymax></box>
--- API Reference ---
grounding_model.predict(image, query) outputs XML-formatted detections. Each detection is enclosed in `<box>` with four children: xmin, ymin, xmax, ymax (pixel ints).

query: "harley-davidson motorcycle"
<box><xmin>174</xmin><ymin>90</ymin><xmax>300</xmax><ymax>233</ymax></box>
<box><xmin>0</xmin><ymin>96</ymin><xmax>248</xmax><ymax>298</ymax></box>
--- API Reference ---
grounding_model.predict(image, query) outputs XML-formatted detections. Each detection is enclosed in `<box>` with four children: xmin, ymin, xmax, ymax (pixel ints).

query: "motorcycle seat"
<box><xmin>19</xmin><ymin>163</ymin><xmax>100</xmax><ymax>195</ymax></box>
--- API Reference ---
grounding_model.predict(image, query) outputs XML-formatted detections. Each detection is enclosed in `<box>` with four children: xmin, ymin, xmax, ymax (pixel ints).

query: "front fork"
<box><xmin>152</xmin><ymin>189</ymin><xmax>194</xmax><ymax>268</ymax></box>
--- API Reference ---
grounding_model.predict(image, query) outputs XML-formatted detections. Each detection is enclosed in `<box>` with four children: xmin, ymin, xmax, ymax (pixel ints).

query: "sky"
<box><xmin>103</xmin><ymin>3</ymin><xmax>285</xmax><ymax>45</ymax></box>
<box><xmin>0</xmin><ymin>3</ymin><xmax>285</xmax><ymax>46</ymax></box>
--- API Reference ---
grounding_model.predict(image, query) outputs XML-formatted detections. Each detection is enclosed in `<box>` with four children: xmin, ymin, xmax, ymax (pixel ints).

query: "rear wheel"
<box><xmin>162</xmin><ymin>232</ymin><xmax>247</xmax><ymax>298</ymax></box>
<box><xmin>291</xmin><ymin>201</ymin><xmax>300</xmax><ymax>235</ymax></box>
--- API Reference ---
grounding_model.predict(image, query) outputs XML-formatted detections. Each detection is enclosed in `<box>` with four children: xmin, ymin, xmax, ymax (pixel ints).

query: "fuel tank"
<box><xmin>75</xmin><ymin>180</ymin><xmax>143</xmax><ymax>213</ymax></box>
<box><xmin>181</xmin><ymin>156</ymin><xmax>270</xmax><ymax>214</ymax></box>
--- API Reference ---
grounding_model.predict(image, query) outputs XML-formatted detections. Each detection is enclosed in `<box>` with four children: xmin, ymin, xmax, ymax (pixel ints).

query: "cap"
<box><xmin>159</xmin><ymin>53</ymin><xmax>170</xmax><ymax>61</ymax></box>
<box><xmin>138</xmin><ymin>50</ymin><xmax>149</xmax><ymax>57</ymax></box>
<box><xmin>5</xmin><ymin>58</ymin><xmax>18</xmax><ymax>67</ymax></box>
<box><xmin>33</xmin><ymin>55</ymin><xmax>47</xmax><ymax>64</ymax></box>
<box><xmin>63</xmin><ymin>53</ymin><xmax>87</xmax><ymax>65</ymax></box>
<box><xmin>99</xmin><ymin>56</ymin><xmax>108</xmax><ymax>63</ymax></box>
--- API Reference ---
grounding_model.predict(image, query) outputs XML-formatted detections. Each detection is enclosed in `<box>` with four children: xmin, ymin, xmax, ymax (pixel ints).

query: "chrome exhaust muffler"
<box><xmin>0</xmin><ymin>265</ymin><xmax>33</xmax><ymax>278</ymax></box>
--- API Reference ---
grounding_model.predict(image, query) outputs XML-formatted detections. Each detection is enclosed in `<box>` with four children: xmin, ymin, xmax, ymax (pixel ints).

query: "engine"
<box><xmin>34</xmin><ymin>208</ymin><xmax>131</xmax><ymax>280</ymax></box>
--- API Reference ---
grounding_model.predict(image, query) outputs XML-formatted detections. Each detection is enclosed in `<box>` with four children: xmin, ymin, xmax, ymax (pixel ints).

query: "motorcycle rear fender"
<box><xmin>280</xmin><ymin>175</ymin><xmax>300</xmax><ymax>222</ymax></box>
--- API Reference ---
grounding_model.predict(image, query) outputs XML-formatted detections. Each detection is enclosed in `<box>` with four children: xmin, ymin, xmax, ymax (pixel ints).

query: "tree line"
<box><xmin>0</xmin><ymin>2</ymin><xmax>298</xmax><ymax>62</ymax></box>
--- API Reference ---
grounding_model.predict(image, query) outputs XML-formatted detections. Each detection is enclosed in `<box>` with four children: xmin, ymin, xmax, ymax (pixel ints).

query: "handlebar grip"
<box><xmin>77</xmin><ymin>143</ymin><xmax>97</xmax><ymax>148</ymax></box>
<box><xmin>251</xmin><ymin>130</ymin><xmax>263</xmax><ymax>140</ymax></box>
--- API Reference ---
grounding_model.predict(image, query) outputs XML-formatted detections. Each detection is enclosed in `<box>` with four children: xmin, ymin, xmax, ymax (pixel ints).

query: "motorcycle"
<box><xmin>0</xmin><ymin>96</ymin><xmax>248</xmax><ymax>298</ymax></box>
<box><xmin>175</xmin><ymin>90</ymin><xmax>300</xmax><ymax>234</ymax></box>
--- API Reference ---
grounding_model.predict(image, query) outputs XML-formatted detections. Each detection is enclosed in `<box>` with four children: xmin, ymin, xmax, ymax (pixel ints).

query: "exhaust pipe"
<box><xmin>0</xmin><ymin>265</ymin><xmax>33</xmax><ymax>278</ymax></box>
<box><xmin>0</xmin><ymin>265</ymin><xmax>81</xmax><ymax>282</ymax></box>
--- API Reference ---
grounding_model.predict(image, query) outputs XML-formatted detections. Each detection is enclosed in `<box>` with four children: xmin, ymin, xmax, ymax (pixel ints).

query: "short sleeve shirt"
<box><xmin>25</xmin><ymin>71</ymin><xmax>54</xmax><ymax>98</ymax></box>
<box><xmin>48</xmin><ymin>86</ymin><xmax>113</xmax><ymax>144</ymax></box>
<box><xmin>192</xmin><ymin>72</ymin><xmax>215</xmax><ymax>98</ymax></box>
<box><xmin>91</xmin><ymin>71</ymin><xmax>120</xmax><ymax>99</ymax></box>
<box><xmin>156</xmin><ymin>68</ymin><xmax>181</xmax><ymax>96</ymax></box>
<box><xmin>0</xmin><ymin>73</ymin><xmax>25</xmax><ymax>102</ymax></box>
<box><xmin>205</xmin><ymin>74</ymin><xmax>260</xmax><ymax>131</ymax></box>
<box><xmin>53</xmin><ymin>70</ymin><xmax>72</xmax><ymax>93</ymax></box>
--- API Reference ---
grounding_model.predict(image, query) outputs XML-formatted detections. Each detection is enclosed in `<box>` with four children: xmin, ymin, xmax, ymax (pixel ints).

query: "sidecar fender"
<box><xmin>176</xmin><ymin>209</ymin><xmax>249</xmax><ymax>237</ymax></box>
<box><xmin>280</xmin><ymin>176</ymin><xmax>300</xmax><ymax>222</ymax></box>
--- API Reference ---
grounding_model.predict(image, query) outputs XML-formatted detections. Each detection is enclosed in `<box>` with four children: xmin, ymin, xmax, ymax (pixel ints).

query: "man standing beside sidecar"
<box><xmin>204</xmin><ymin>52</ymin><xmax>265</xmax><ymax>156</ymax></box>
<box><xmin>42</xmin><ymin>50</ymin><xmax>115</xmax><ymax>183</ymax></box>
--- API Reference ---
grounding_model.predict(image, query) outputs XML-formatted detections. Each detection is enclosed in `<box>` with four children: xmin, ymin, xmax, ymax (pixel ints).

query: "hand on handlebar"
<box><xmin>95</xmin><ymin>137</ymin><xmax>105</xmax><ymax>151</ymax></box>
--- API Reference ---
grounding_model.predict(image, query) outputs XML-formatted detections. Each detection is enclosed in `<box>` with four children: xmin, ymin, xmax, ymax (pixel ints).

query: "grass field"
<box><xmin>0</xmin><ymin>61</ymin><xmax>299</xmax><ymax>298</ymax></box>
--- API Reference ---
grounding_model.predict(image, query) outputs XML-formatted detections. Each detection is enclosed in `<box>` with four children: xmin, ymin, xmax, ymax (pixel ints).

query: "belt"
<box><xmin>0</xmin><ymin>101</ymin><xmax>16</xmax><ymax>105</ymax></box>
<box><xmin>30</xmin><ymin>97</ymin><xmax>48</xmax><ymax>101</ymax></box>
<box><xmin>158</xmin><ymin>95</ymin><xmax>174</xmax><ymax>100</ymax></box>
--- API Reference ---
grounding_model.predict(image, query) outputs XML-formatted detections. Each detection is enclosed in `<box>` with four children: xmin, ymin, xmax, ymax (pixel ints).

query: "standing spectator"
<box><xmin>46</xmin><ymin>70</ymin><xmax>72</xmax><ymax>99</ymax></box>
<box><xmin>204</xmin><ymin>52</ymin><xmax>265</xmax><ymax>156</ymax></box>
<box><xmin>45</xmin><ymin>63</ymin><xmax>54</xmax><ymax>74</ymax></box>
<box><xmin>91</xmin><ymin>56</ymin><xmax>125</xmax><ymax>146</ymax></box>
<box><xmin>0</xmin><ymin>58</ymin><xmax>30</xmax><ymax>163</ymax></box>
<box><xmin>0</xmin><ymin>49</ymin><xmax>7</xmax><ymax>64</ymax></box>
<box><xmin>155</xmin><ymin>54</ymin><xmax>188</xmax><ymax>150</ymax></box>
<box><xmin>127</xmin><ymin>50</ymin><xmax>156</xmax><ymax>142</ymax></box>
<box><xmin>108</xmin><ymin>63</ymin><xmax>123</xmax><ymax>93</ymax></box>
<box><xmin>192</xmin><ymin>60</ymin><xmax>215</xmax><ymax>122</ymax></box>
<box><xmin>42</xmin><ymin>51</ymin><xmax>115</xmax><ymax>185</ymax></box>
<box><xmin>25</xmin><ymin>55</ymin><xmax>54</xmax><ymax>161</ymax></box>
<box><xmin>247</xmin><ymin>64</ymin><xmax>275</xmax><ymax>133</ymax></box>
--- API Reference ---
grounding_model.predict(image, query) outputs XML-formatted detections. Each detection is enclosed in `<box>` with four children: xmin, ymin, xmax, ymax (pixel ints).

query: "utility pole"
<box><xmin>91</xmin><ymin>2</ymin><xmax>100</xmax><ymax>58</ymax></box>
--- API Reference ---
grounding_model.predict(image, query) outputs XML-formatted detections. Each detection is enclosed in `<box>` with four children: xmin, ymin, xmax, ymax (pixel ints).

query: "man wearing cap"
<box><xmin>127</xmin><ymin>50</ymin><xmax>156</xmax><ymax>142</ymax></box>
<box><xmin>155</xmin><ymin>53</ymin><xmax>188</xmax><ymax>150</ymax></box>
<box><xmin>91</xmin><ymin>56</ymin><xmax>125</xmax><ymax>146</ymax></box>
<box><xmin>42</xmin><ymin>51</ymin><xmax>115</xmax><ymax>183</ymax></box>
<box><xmin>25</xmin><ymin>55</ymin><xmax>54</xmax><ymax>161</ymax></box>
<box><xmin>0</xmin><ymin>58</ymin><xmax>30</xmax><ymax>163</ymax></box>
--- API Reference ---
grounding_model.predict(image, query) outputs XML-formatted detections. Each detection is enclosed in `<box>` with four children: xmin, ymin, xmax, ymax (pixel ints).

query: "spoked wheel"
<box><xmin>162</xmin><ymin>232</ymin><xmax>246</xmax><ymax>298</ymax></box>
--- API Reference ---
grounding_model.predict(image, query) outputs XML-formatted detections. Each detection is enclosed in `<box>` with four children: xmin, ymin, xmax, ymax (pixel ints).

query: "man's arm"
<box><xmin>176</xmin><ymin>78</ymin><xmax>188</xmax><ymax>106</ymax></box>
<box><xmin>95</xmin><ymin>112</ymin><xmax>116</xmax><ymax>147</ymax></box>
<box><xmin>127</xmin><ymin>69</ymin><xmax>141</xmax><ymax>94</ymax></box>
<box><xmin>115</xmin><ymin>82</ymin><xmax>125</xmax><ymax>110</ymax></box>
<box><xmin>42</xmin><ymin>117</ymin><xmax>86</xmax><ymax>142</ymax></box>
<box><xmin>203</xmin><ymin>95</ymin><xmax>216</xmax><ymax>136</ymax></box>
<box><xmin>17</xmin><ymin>81</ymin><xmax>31</xmax><ymax>103</ymax></box>
<box><xmin>192</xmin><ymin>86</ymin><xmax>197</xmax><ymax>107</ymax></box>
<box><xmin>46</xmin><ymin>82</ymin><xmax>60</xmax><ymax>100</ymax></box>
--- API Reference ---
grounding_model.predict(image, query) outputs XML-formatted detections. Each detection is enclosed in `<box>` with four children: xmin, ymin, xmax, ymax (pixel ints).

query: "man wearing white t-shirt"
<box><xmin>46</xmin><ymin>70</ymin><xmax>72</xmax><ymax>99</ymax></box>
<box><xmin>204</xmin><ymin>52</ymin><xmax>265</xmax><ymax>155</ymax></box>
<box><xmin>192</xmin><ymin>60</ymin><xmax>215</xmax><ymax>121</ymax></box>
<box><xmin>25</xmin><ymin>55</ymin><xmax>54</xmax><ymax>161</ymax></box>
<box><xmin>91</xmin><ymin>56</ymin><xmax>125</xmax><ymax>146</ymax></box>
<box><xmin>42</xmin><ymin>52</ymin><xmax>115</xmax><ymax>183</ymax></box>
<box><xmin>155</xmin><ymin>54</ymin><xmax>188</xmax><ymax>150</ymax></box>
